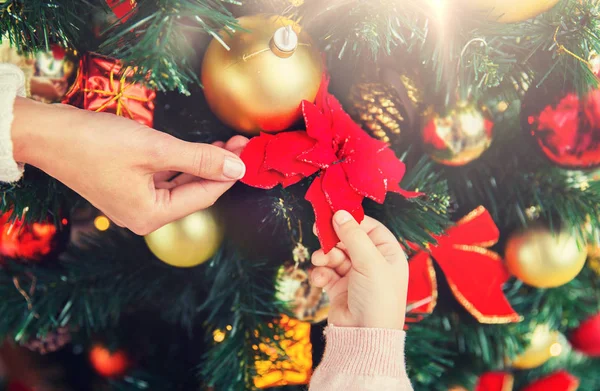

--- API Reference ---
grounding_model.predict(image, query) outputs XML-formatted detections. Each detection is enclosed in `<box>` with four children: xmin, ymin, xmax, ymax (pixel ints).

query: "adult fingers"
<box><xmin>332</xmin><ymin>210</ymin><xmax>383</xmax><ymax>274</ymax></box>
<box><xmin>154</xmin><ymin>172</ymin><xmax>198</xmax><ymax>190</ymax></box>
<box><xmin>154</xmin><ymin>179</ymin><xmax>235</xmax><ymax>226</ymax></box>
<box><xmin>152</xmin><ymin>136</ymin><xmax>246</xmax><ymax>181</ymax></box>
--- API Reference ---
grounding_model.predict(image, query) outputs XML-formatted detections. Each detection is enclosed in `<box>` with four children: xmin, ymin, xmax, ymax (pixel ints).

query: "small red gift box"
<box><xmin>63</xmin><ymin>53</ymin><xmax>156</xmax><ymax>127</ymax></box>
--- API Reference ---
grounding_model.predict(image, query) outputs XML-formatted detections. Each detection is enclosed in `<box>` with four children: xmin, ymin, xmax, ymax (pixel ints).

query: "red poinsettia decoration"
<box><xmin>241</xmin><ymin>76</ymin><xmax>421</xmax><ymax>252</ymax></box>
<box><xmin>406</xmin><ymin>207</ymin><xmax>521</xmax><ymax>324</ymax></box>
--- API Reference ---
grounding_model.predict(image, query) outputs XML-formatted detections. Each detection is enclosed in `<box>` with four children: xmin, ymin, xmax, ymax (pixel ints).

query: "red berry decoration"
<box><xmin>0</xmin><ymin>212</ymin><xmax>69</xmax><ymax>263</ymax></box>
<box><xmin>570</xmin><ymin>312</ymin><xmax>600</xmax><ymax>357</ymax></box>
<box><xmin>526</xmin><ymin>89</ymin><xmax>600</xmax><ymax>169</ymax></box>
<box><xmin>89</xmin><ymin>344</ymin><xmax>130</xmax><ymax>378</ymax></box>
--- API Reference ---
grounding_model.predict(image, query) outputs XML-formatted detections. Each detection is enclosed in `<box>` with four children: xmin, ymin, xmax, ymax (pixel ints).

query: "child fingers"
<box><xmin>312</xmin><ymin>248</ymin><xmax>352</xmax><ymax>276</ymax></box>
<box><xmin>310</xmin><ymin>267</ymin><xmax>341</xmax><ymax>292</ymax></box>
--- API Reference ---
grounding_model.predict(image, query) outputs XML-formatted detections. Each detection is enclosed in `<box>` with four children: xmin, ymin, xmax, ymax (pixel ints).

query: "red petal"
<box><xmin>343</xmin><ymin>138</ymin><xmax>388</xmax><ymax>203</ymax></box>
<box><xmin>305</xmin><ymin>175</ymin><xmax>364</xmax><ymax>253</ymax></box>
<box><xmin>302</xmin><ymin>101</ymin><xmax>333</xmax><ymax>144</ymax></box>
<box><xmin>475</xmin><ymin>372</ymin><xmax>514</xmax><ymax>391</ymax></box>
<box><xmin>322</xmin><ymin>165</ymin><xmax>364</xmax><ymax>214</ymax></box>
<box><xmin>282</xmin><ymin>174</ymin><xmax>304</xmax><ymax>188</ymax></box>
<box><xmin>299</xmin><ymin>143</ymin><xmax>338</xmax><ymax>169</ymax></box>
<box><xmin>264</xmin><ymin>131</ymin><xmax>319</xmax><ymax>177</ymax></box>
<box><xmin>407</xmin><ymin>252</ymin><xmax>437</xmax><ymax>314</ymax></box>
<box><xmin>521</xmin><ymin>371</ymin><xmax>579</xmax><ymax>391</ymax></box>
<box><xmin>306</xmin><ymin>176</ymin><xmax>338</xmax><ymax>253</ymax></box>
<box><xmin>241</xmin><ymin>134</ymin><xmax>286</xmax><ymax>189</ymax></box>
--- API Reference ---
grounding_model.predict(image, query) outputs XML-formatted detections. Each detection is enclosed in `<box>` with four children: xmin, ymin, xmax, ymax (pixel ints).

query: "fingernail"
<box><xmin>223</xmin><ymin>157</ymin><xmax>246</xmax><ymax>179</ymax></box>
<box><xmin>333</xmin><ymin>210</ymin><xmax>353</xmax><ymax>226</ymax></box>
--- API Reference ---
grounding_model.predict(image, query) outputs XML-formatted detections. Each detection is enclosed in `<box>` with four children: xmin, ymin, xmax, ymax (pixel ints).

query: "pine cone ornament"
<box><xmin>21</xmin><ymin>327</ymin><xmax>71</xmax><ymax>354</ymax></box>
<box><xmin>348</xmin><ymin>81</ymin><xmax>411</xmax><ymax>144</ymax></box>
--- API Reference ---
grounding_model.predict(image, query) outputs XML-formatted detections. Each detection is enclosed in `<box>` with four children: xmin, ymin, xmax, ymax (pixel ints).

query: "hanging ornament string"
<box><xmin>553</xmin><ymin>25</ymin><xmax>591</xmax><ymax>67</ymax></box>
<box><xmin>82</xmin><ymin>66</ymin><xmax>152</xmax><ymax>120</ymax></box>
<box><xmin>12</xmin><ymin>275</ymin><xmax>38</xmax><ymax>317</ymax></box>
<box><xmin>457</xmin><ymin>38</ymin><xmax>489</xmax><ymax>95</ymax></box>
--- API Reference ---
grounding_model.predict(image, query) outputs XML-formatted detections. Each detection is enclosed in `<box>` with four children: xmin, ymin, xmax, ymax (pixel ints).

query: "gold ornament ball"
<box><xmin>422</xmin><ymin>101</ymin><xmax>494</xmax><ymax>166</ymax></box>
<box><xmin>144</xmin><ymin>208</ymin><xmax>224</xmax><ymax>268</ymax></box>
<box><xmin>202</xmin><ymin>14</ymin><xmax>323</xmax><ymax>136</ymax></box>
<box><xmin>458</xmin><ymin>0</ymin><xmax>560</xmax><ymax>23</ymax></box>
<box><xmin>447</xmin><ymin>387</ymin><xmax>468</xmax><ymax>391</ymax></box>
<box><xmin>505</xmin><ymin>226</ymin><xmax>587</xmax><ymax>288</ymax></box>
<box><xmin>511</xmin><ymin>325</ymin><xmax>562</xmax><ymax>369</ymax></box>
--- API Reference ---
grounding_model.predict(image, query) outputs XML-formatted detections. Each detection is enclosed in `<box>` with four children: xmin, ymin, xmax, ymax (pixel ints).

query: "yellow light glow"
<box><xmin>213</xmin><ymin>329</ymin><xmax>226</xmax><ymax>343</ymax></box>
<box><xmin>550</xmin><ymin>342</ymin><xmax>563</xmax><ymax>357</ymax></box>
<box><xmin>94</xmin><ymin>216</ymin><xmax>110</xmax><ymax>231</ymax></box>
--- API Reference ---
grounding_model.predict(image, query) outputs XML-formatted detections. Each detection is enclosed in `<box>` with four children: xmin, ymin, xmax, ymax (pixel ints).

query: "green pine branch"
<box><xmin>0</xmin><ymin>0</ymin><xmax>97</xmax><ymax>53</ymax></box>
<box><xmin>98</xmin><ymin>0</ymin><xmax>240</xmax><ymax>94</ymax></box>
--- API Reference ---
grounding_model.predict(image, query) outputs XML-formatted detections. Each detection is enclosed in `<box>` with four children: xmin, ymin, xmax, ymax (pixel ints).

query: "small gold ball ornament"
<box><xmin>505</xmin><ymin>226</ymin><xmax>587</xmax><ymax>288</ymax></box>
<box><xmin>144</xmin><ymin>208</ymin><xmax>224</xmax><ymax>268</ymax></box>
<box><xmin>422</xmin><ymin>101</ymin><xmax>494</xmax><ymax>166</ymax></box>
<box><xmin>202</xmin><ymin>14</ymin><xmax>323</xmax><ymax>136</ymax></box>
<box><xmin>457</xmin><ymin>0</ymin><xmax>560</xmax><ymax>23</ymax></box>
<box><xmin>511</xmin><ymin>325</ymin><xmax>562</xmax><ymax>369</ymax></box>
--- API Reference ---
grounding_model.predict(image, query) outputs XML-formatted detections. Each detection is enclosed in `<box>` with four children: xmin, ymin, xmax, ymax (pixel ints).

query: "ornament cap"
<box><xmin>271</xmin><ymin>25</ymin><xmax>298</xmax><ymax>58</ymax></box>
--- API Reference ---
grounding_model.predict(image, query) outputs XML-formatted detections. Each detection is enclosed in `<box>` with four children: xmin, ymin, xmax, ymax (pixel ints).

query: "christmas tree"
<box><xmin>1</xmin><ymin>0</ymin><xmax>600</xmax><ymax>390</ymax></box>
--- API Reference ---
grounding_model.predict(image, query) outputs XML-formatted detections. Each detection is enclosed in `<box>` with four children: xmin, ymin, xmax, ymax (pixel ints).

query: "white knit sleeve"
<box><xmin>0</xmin><ymin>63</ymin><xmax>26</xmax><ymax>182</ymax></box>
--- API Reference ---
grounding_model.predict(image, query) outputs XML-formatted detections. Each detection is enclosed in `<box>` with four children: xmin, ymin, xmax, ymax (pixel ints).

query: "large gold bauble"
<box><xmin>144</xmin><ymin>208</ymin><xmax>224</xmax><ymax>268</ymax></box>
<box><xmin>511</xmin><ymin>325</ymin><xmax>562</xmax><ymax>369</ymax></box>
<box><xmin>458</xmin><ymin>0</ymin><xmax>560</xmax><ymax>23</ymax></box>
<box><xmin>201</xmin><ymin>14</ymin><xmax>323</xmax><ymax>136</ymax></box>
<box><xmin>505</xmin><ymin>226</ymin><xmax>587</xmax><ymax>288</ymax></box>
<box><xmin>421</xmin><ymin>101</ymin><xmax>494</xmax><ymax>166</ymax></box>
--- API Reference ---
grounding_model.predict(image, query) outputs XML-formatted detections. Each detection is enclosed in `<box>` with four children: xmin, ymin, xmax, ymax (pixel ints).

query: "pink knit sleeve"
<box><xmin>309</xmin><ymin>326</ymin><xmax>413</xmax><ymax>391</ymax></box>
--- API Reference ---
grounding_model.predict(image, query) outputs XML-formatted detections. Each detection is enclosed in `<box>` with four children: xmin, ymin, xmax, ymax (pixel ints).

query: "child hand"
<box><xmin>311</xmin><ymin>211</ymin><xmax>408</xmax><ymax>330</ymax></box>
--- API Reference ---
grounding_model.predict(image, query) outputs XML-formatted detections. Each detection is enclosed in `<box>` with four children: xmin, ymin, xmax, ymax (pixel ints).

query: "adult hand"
<box><xmin>11</xmin><ymin>97</ymin><xmax>248</xmax><ymax>235</ymax></box>
<box><xmin>310</xmin><ymin>211</ymin><xmax>408</xmax><ymax>330</ymax></box>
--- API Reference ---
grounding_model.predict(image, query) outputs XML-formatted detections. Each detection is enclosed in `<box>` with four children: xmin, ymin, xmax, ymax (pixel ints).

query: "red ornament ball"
<box><xmin>0</xmin><ymin>212</ymin><xmax>69</xmax><ymax>262</ymax></box>
<box><xmin>570</xmin><ymin>313</ymin><xmax>600</xmax><ymax>357</ymax></box>
<box><xmin>527</xmin><ymin>89</ymin><xmax>600</xmax><ymax>169</ymax></box>
<box><xmin>89</xmin><ymin>344</ymin><xmax>130</xmax><ymax>378</ymax></box>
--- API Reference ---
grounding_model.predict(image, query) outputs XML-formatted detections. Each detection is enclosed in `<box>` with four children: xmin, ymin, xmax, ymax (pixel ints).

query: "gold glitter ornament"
<box><xmin>348</xmin><ymin>78</ymin><xmax>418</xmax><ymax>143</ymax></box>
<box><xmin>276</xmin><ymin>264</ymin><xmax>329</xmax><ymax>323</ymax></box>
<box><xmin>422</xmin><ymin>101</ymin><xmax>494</xmax><ymax>166</ymax></box>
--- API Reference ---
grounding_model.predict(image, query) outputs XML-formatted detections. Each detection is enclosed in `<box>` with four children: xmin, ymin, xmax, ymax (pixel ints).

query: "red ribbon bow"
<box><xmin>407</xmin><ymin>206</ymin><xmax>520</xmax><ymax>324</ymax></box>
<box><xmin>241</xmin><ymin>75</ymin><xmax>421</xmax><ymax>252</ymax></box>
<box><xmin>474</xmin><ymin>371</ymin><xmax>579</xmax><ymax>391</ymax></box>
